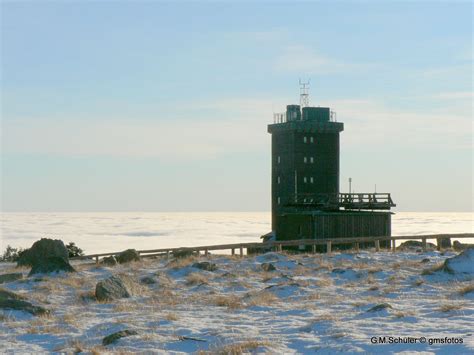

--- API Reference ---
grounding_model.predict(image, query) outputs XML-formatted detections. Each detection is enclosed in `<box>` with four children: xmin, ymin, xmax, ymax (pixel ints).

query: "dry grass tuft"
<box><xmin>202</xmin><ymin>339</ymin><xmax>271</xmax><ymax>355</ymax></box>
<box><xmin>458</xmin><ymin>283</ymin><xmax>474</xmax><ymax>296</ymax></box>
<box><xmin>244</xmin><ymin>291</ymin><xmax>278</xmax><ymax>307</ymax></box>
<box><xmin>412</xmin><ymin>279</ymin><xmax>424</xmax><ymax>287</ymax></box>
<box><xmin>438</xmin><ymin>303</ymin><xmax>464</xmax><ymax>313</ymax></box>
<box><xmin>169</xmin><ymin>255</ymin><xmax>199</xmax><ymax>269</ymax></box>
<box><xmin>213</xmin><ymin>294</ymin><xmax>242</xmax><ymax>309</ymax></box>
<box><xmin>186</xmin><ymin>272</ymin><xmax>209</xmax><ymax>286</ymax></box>
<box><xmin>165</xmin><ymin>312</ymin><xmax>179</xmax><ymax>321</ymax></box>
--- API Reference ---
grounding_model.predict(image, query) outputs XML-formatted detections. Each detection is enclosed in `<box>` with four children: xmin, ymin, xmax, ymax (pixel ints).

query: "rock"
<box><xmin>439</xmin><ymin>238</ymin><xmax>452</xmax><ymax>248</ymax></box>
<box><xmin>192</xmin><ymin>262</ymin><xmax>217</xmax><ymax>272</ymax></box>
<box><xmin>0</xmin><ymin>273</ymin><xmax>23</xmax><ymax>284</ymax></box>
<box><xmin>95</xmin><ymin>275</ymin><xmax>134</xmax><ymax>301</ymax></box>
<box><xmin>17</xmin><ymin>238</ymin><xmax>75</xmax><ymax>276</ymax></box>
<box><xmin>172</xmin><ymin>250</ymin><xmax>196</xmax><ymax>258</ymax></box>
<box><xmin>0</xmin><ymin>288</ymin><xmax>49</xmax><ymax>316</ymax></box>
<box><xmin>453</xmin><ymin>241</ymin><xmax>474</xmax><ymax>251</ymax></box>
<box><xmin>102</xmin><ymin>329</ymin><xmax>138</xmax><ymax>346</ymax></box>
<box><xmin>420</xmin><ymin>258</ymin><xmax>430</xmax><ymax>263</ymax></box>
<box><xmin>140</xmin><ymin>276</ymin><xmax>156</xmax><ymax>285</ymax></box>
<box><xmin>29</xmin><ymin>256</ymin><xmax>75</xmax><ymax>276</ymax></box>
<box><xmin>367</xmin><ymin>303</ymin><xmax>392</xmax><ymax>312</ymax></box>
<box><xmin>442</xmin><ymin>248</ymin><xmax>474</xmax><ymax>274</ymax></box>
<box><xmin>261</xmin><ymin>263</ymin><xmax>276</xmax><ymax>272</ymax></box>
<box><xmin>397</xmin><ymin>240</ymin><xmax>436</xmax><ymax>250</ymax></box>
<box><xmin>101</xmin><ymin>256</ymin><xmax>118</xmax><ymax>266</ymax></box>
<box><xmin>116</xmin><ymin>249</ymin><xmax>140</xmax><ymax>264</ymax></box>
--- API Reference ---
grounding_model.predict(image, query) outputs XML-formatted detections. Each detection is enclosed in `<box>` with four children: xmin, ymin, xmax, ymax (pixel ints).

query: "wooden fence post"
<box><xmin>326</xmin><ymin>241</ymin><xmax>332</xmax><ymax>254</ymax></box>
<box><xmin>239</xmin><ymin>246</ymin><xmax>243</xmax><ymax>257</ymax></box>
<box><xmin>436</xmin><ymin>238</ymin><xmax>441</xmax><ymax>251</ymax></box>
<box><xmin>95</xmin><ymin>256</ymin><xmax>99</xmax><ymax>265</ymax></box>
<box><xmin>422</xmin><ymin>238</ymin><xmax>427</xmax><ymax>252</ymax></box>
<box><xmin>231</xmin><ymin>248</ymin><xmax>235</xmax><ymax>256</ymax></box>
<box><xmin>392</xmin><ymin>239</ymin><xmax>396</xmax><ymax>252</ymax></box>
<box><xmin>312</xmin><ymin>244</ymin><xmax>316</xmax><ymax>254</ymax></box>
<box><xmin>355</xmin><ymin>242</ymin><xmax>359</xmax><ymax>252</ymax></box>
<box><xmin>166</xmin><ymin>250</ymin><xmax>170</xmax><ymax>259</ymax></box>
<box><xmin>205</xmin><ymin>249</ymin><xmax>209</xmax><ymax>257</ymax></box>
<box><xmin>277</xmin><ymin>244</ymin><xmax>282</xmax><ymax>253</ymax></box>
<box><xmin>375</xmin><ymin>240</ymin><xmax>380</xmax><ymax>252</ymax></box>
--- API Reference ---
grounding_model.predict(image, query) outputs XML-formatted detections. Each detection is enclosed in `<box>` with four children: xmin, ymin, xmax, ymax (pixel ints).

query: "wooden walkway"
<box><xmin>70</xmin><ymin>233</ymin><xmax>474</xmax><ymax>264</ymax></box>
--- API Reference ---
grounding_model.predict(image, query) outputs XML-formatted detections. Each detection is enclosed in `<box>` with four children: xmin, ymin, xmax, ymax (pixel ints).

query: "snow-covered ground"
<box><xmin>1</xmin><ymin>249</ymin><xmax>473</xmax><ymax>354</ymax></box>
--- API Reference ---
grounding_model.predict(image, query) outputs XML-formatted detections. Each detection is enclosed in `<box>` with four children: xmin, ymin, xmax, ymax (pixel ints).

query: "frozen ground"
<box><xmin>1</xmin><ymin>249</ymin><xmax>473</xmax><ymax>354</ymax></box>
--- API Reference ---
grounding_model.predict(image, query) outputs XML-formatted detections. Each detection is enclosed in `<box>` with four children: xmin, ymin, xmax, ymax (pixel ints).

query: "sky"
<box><xmin>1</xmin><ymin>1</ymin><xmax>472</xmax><ymax>212</ymax></box>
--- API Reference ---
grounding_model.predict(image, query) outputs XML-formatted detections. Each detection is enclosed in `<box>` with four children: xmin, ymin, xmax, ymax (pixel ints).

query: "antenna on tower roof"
<box><xmin>299</xmin><ymin>79</ymin><xmax>310</xmax><ymax>108</ymax></box>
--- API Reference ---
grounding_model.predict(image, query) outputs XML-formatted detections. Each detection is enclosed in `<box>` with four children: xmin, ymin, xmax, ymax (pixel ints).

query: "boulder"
<box><xmin>102</xmin><ymin>329</ymin><xmax>138</xmax><ymax>346</ymax></box>
<box><xmin>0</xmin><ymin>273</ymin><xmax>23</xmax><ymax>284</ymax></box>
<box><xmin>17</xmin><ymin>238</ymin><xmax>75</xmax><ymax>276</ymax></box>
<box><xmin>172</xmin><ymin>250</ymin><xmax>196</xmax><ymax>258</ymax></box>
<box><xmin>95</xmin><ymin>275</ymin><xmax>134</xmax><ymax>301</ymax></box>
<box><xmin>101</xmin><ymin>256</ymin><xmax>118</xmax><ymax>266</ymax></box>
<box><xmin>439</xmin><ymin>238</ymin><xmax>452</xmax><ymax>249</ymax></box>
<box><xmin>453</xmin><ymin>241</ymin><xmax>474</xmax><ymax>251</ymax></box>
<box><xmin>397</xmin><ymin>240</ymin><xmax>436</xmax><ymax>251</ymax></box>
<box><xmin>140</xmin><ymin>276</ymin><xmax>156</xmax><ymax>285</ymax></box>
<box><xmin>29</xmin><ymin>256</ymin><xmax>75</xmax><ymax>276</ymax></box>
<box><xmin>192</xmin><ymin>262</ymin><xmax>217</xmax><ymax>272</ymax></box>
<box><xmin>116</xmin><ymin>249</ymin><xmax>140</xmax><ymax>264</ymax></box>
<box><xmin>367</xmin><ymin>303</ymin><xmax>392</xmax><ymax>313</ymax></box>
<box><xmin>261</xmin><ymin>263</ymin><xmax>276</xmax><ymax>272</ymax></box>
<box><xmin>0</xmin><ymin>288</ymin><xmax>49</xmax><ymax>316</ymax></box>
<box><xmin>442</xmin><ymin>248</ymin><xmax>474</xmax><ymax>274</ymax></box>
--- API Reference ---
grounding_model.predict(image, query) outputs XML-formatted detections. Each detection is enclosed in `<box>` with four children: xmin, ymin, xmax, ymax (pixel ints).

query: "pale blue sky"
<box><xmin>1</xmin><ymin>1</ymin><xmax>472</xmax><ymax>212</ymax></box>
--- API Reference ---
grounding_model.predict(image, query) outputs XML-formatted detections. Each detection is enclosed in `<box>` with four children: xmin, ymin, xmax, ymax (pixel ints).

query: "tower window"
<box><xmin>310</xmin><ymin>157</ymin><xmax>314</xmax><ymax>163</ymax></box>
<box><xmin>310</xmin><ymin>136</ymin><xmax>314</xmax><ymax>143</ymax></box>
<box><xmin>304</xmin><ymin>157</ymin><xmax>307</xmax><ymax>163</ymax></box>
<box><xmin>277</xmin><ymin>197</ymin><xmax>281</xmax><ymax>205</ymax></box>
<box><xmin>310</xmin><ymin>177</ymin><xmax>314</xmax><ymax>183</ymax></box>
<box><xmin>303</xmin><ymin>177</ymin><xmax>307</xmax><ymax>183</ymax></box>
<box><xmin>277</xmin><ymin>176</ymin><xmax>281</xmax><ymax>184</ymax></box>
<box><xmin>303</xmin><ymin>136</ymin><xmax>307</xmax><ymax>143</ymax></box>
<box><xmin>277</xmin><ymin>156</ymin><xmax>281</xmax><ymax>164</ymax></box>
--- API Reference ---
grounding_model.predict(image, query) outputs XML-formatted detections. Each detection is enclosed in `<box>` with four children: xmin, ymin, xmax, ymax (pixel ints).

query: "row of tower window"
<box><xmin>277</xmin><ymin>176</ymin><xmax>314</xmax><ymax>184</ymax></box>
<box><xmin>276</xmin><ymin>197</ymin><xmax>315</xmax><ymax>205</ymax></box>
<box><xmin>303</xmin><ymin>136</ymin><xmax>315</xmax><ymax>143</ymax></box>
<box><xmin>277</xmin><ymin>156</ymin><xmax>314</xmax><ymax>164</ymax></box>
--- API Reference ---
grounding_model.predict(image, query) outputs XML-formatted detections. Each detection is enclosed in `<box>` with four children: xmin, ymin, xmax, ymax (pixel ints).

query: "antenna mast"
<box><xmin>299</xmin><ymin>79</ymin><xmax>310</xmax><ymax>108</ymax></box>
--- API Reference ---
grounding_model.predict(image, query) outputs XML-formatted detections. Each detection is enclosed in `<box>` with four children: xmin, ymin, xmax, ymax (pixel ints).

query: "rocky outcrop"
<box><xmin>261</xmin><ymin>263</ymin><xmax>276</xmax><ymax>272</ymax></box>
<box><xmin>19</xmin><ymin>239</ymin><xmax>75</xmax><ymax>276</ymax></box>
<box><xmin>442</xmin><ymin>248</ymin><xmax>474</xmax><ymax>274</ymax></box>
<box><xmin>192</xmin><ymin>262</ymin><xmax>217</xmax><ymax>272</ymax></box>
<box><xmin>95</xmin><ymin>275</ymin><xmax>134</xmax><ymax>301</ymax></box>
<box><xmin>0</xmin><ymin>273</ymin><xmax>23</xmax><ymax>284</ymax></box>
<box><xmin>0</xmin><ymin>288</ymin><xmax>49</xmax><ymax>316</ymax></box>
<box><xmin>397</xmin><ymin>240</ymin><xmax>436</xmax><ymax>251</ymax></box>
<box><xmin>101</xmin><ymin>256</ymin><xmax>118</xmax><ymax>266</ymax></box>
<box><xmin>102</xmin><ymin>329</ymin><xmax>138</xmax><ymax>346</ymax></box>
<box><xmin>367</xmin><ymin>303</ymin><xmax>392</xmax><ymax>313</ymax></box>
<box><xmin>453</xmin><ymin>241</ymin><xmax>474</xmax><ymax>251</ymax></box>
<box><xmin>116</xmin><ymin>249</ymin><xmax>140</xmax><ymax>264</ymax></box>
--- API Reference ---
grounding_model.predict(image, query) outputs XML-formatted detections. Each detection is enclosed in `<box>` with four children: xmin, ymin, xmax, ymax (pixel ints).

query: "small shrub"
<box><xmin>1</xmin><ymin>245</ymin><xmax>26</xmax><ymax>262</ymax></box>
<box><xmin>66</xmin><ymin>242</ymin><xmax>84</xmax><ymax>258</ymax></box>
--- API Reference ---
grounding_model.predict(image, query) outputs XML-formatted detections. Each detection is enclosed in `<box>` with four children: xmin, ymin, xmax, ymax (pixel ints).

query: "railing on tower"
<box><xmin>287</xmin><ymin>193</ymin><xmax>396</xmax><ymax>211</ymax></box>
